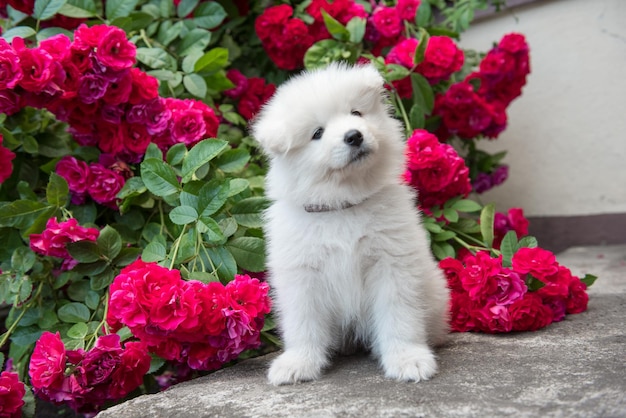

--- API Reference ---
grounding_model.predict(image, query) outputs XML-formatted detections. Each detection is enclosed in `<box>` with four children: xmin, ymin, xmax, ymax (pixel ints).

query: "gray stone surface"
<box><xmin>98</xmin><ymin>245</ymin><xmax>626</xmax><ymax>418</ymax></box>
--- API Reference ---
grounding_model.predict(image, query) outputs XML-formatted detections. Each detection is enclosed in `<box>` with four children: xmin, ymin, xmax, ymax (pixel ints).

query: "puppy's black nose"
<box><xmin>344</xmin><ymin>129</ymin><xmax>363</xmax><ymax>147</ymax></box>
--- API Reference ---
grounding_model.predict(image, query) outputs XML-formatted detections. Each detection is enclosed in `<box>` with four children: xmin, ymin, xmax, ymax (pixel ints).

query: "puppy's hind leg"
<box><xmin>268</xmin><ymin>269</ymin><xmax>334</xmax><ymax>385</ymax></box>
<box><xmin>366</xmin><ymin>261</ymin><xmax>438</xmax><ymax>382</ymax></box>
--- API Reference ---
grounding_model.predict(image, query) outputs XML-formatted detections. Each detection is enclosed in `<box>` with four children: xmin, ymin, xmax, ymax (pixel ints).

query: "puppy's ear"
<box><xmin>251</xmin><ymin>110</ymin><xmax>292</xmax><ymax>156</ymax></box>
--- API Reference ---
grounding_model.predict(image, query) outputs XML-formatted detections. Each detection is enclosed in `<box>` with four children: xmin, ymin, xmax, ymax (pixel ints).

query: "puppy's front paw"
<box><xmin>268</xmin><ymin>350</ymin><xmax>324</xmax><ymax>386</ymax></box>
<box><xmin>381</xmin><ymin>344</ymin><xmax>438</xmax><ymax>382</ymax></box>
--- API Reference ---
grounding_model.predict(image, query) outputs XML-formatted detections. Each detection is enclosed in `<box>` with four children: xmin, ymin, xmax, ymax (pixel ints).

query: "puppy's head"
<box><xmin>252</xmin><ymin>63</ymin><xmax>405</xmax><ymax>205</ymax></box>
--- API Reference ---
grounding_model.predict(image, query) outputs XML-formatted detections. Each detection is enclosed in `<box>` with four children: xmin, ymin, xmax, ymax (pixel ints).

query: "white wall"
<box><xmin>459</xmin><ymin>0</ymin><xmax>626</xmax><ymax>217</ymax></box>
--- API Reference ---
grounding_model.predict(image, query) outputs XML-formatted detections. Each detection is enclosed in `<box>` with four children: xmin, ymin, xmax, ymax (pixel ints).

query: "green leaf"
<box><xmin>194</xmin><ymin>47</ymin><xmax>229</xmax><ymax>73</ymax></box>
<box><xmin>97</xmin><ymin>225</ymin><xmax>122</xmax><ymax>260</ymax></box>
<box><xmin>10</xmin><ymin>326</ymin><xmax>42</xmax><ymax>347</ymax></box>
<box><xmin>410</xmin><ymin>73</ymin><xmax>435</xmax><ymax>114</ymax></box>
<box><xmin>142</xmin><ymin>241</ymin><xmax>167</xmax><ymax>262</ymax></box>
<box><xmin>177</xmin><ymin>0</ymin><xmax>199</xmax><ymax>17</ymax></box>
<box><xmin>214</xmin><ymin>149</ymin><xmax>250</xmax><ymax>173</ymax></box>
<box><xmin>33</xmin><ymin>0</ymin><xmax>67</xmax><ymax>20</ymax></box>
<box><xmin>409</xmin><ymin>104</ymin><xmax>425</xmax><ymax>129</ymax></box>
<box><xmin>346</xmin><ymin>17</ymin><xmax>366</xmax><ymax>43</ymax></box>
<box><xmin>66</xmin><ymin>241</ymin><xmax>101</xmax><ymax>263</ymax></box>
<box><xmin>197</xmin><ymin>179</ymin><xmax>229</xmax><ymax>217</ymax></box>
<box><xmin>72</xmin><ymin>260</ymin><xmax>108</xmax><ymax>276</ymax></box>
<box><xmin>500</xmin><ymin>230</ymin><xmax>518</xmax><ymax>267</ymax></box>
<box><xmin>188</xmin><ymin>271</ymin><xmax>219</xmax><ymax>283</ymax></box>
<box><xmin>231</xmin><ymin>197</ymin><xmax>269</xmax><ymax>229</ymax></box>
<box><xmin>414</xmin><ymin>27</ymin><xmax>430</xmax><ymax>66</ymax></box>
<box><xmin>433</xmin><ymin>230</ymin><xmax>456</xmax><ymax>242</ymax></box>
<box><xmin>303</xmin><ymin>39</ymin><xmax>358</xmax><ymax>70</ymax></box>
<box><xmin>480</xmin><ymin>203</ymin><xmax>496</xmax><ymax>248</ymax></box>
<box><xmin>113</xmin><ymin>247</ymin><xmax>142</xmax><ymax>267</ymax></box>
<box><xmin>58</xmin><ymin>302</ymin><xmax>90</xmax><ymax>323</ymax></box>
<box><xmin>226</xmin><ymin>236</ymin><xmax>265</xmax><ymax>272</ymax></box>
<box><xmin>423</xmin><ymin>221</ymin><xmax>443</xmax><ymax>234</ymax></box>
<box><xmin>1</xmin><ymin>26</ymin><xmax>37</xmax><ymax>42</ymax></box>
<box><xmin>58</xmin><ymin>0</ymin><xmax>97</xmax><ymax>18</ymax></box>
<box><xmin>525</xmin><ymin>275</ymin><xmax>546</xmax><ymax>292</ymax></box>
<box><xmin>206</xmin><ymin>245</ymin><xmax>237</xmax><ymax>282</ymax></box>
<box><xmin>141</xmin><ymin>158</ymin><xmax>181</xmax><ymax>198</ymax></box>
<box><xmin>443</xmin><ymin>208</ymin><xmax>459</xmax><ymax>223</ymax></box>
<box><xmin>198</xmin><ymin>216</ymin><xmax>224</xmax><ymax>243</ymax></box>
<box><xmin>415</xmin><ymin>0</ymin><xmax>432</xmax><ymax>27</ymax></box>
<box><xmin>228</xmin><ymin>178</ymin><xmax>249</xmax><ymax>197</ymax></box>
<box><xmin>169</xmin><ymin>205</ymin><xmax>198</xmax><ymax>225</ymax></box>
<box><xmin>148</xmin><ymin>355</ymin><xmax>166</xmax><ymax>374</ymax></box>
<box><xmin>36</xmin><ymin>26</ymin><xmax>74</xmax><ymax>41</ymax></box>
<box><xmin>192</xmin><ymin>2</ymin><xmax>227</xmax><ymax>29</ymax></box>
<box><xmin>90</xmin><ymin>268</ymin><xmax>115</xmax><ymax>290</ymax></box>
<box><xmin>46</xmin><ymin>172</ymin><xmax>69</xmax><ymax>208</ymax></box>
<box><xmin>383</xmin><ymin>64</ymin><xmax>411</xmax><ymax>82</ymax></box>
<box><xmin>136</xmin><ymin>47</ymin><xmax>177</xmax><ymax>70</ymax></box>
<box><xmin>431</xmin><ymin>242</ymin><xmax>456</xmax><ymax>261</ymax></box>
<box><xmin>183</xmin><ymin>74</ymin><xmax>207</xmax><ymax>98</ymax></box>
<box><xmin>181</xmin><ymin>139</ymin><xmax>228</xmax><ymax>183</ymax></box>
<box><xmin>518</xmin><ymin>236</ymin><xmax>538</xmax><ymax>249</ymax></box>
<box><xmin>321</xmin><ymin>9</ymin><xmax>349</xmax><ymax>42</ymax></box>
<box><xmin>166</xmin><ymin>143</ymin><xmax>188</xmax><ymax>166</ymax></box>
<box><xmin>11</xmin><ymin>247</ymin><xmax>36</xmax><ymax>273</ymax></box>
<box><xmin>451</xmin><ymin>199</ymin><xmax>482</xmax><ymax>213</ymax></box>
<box><xmin>105</xmin><ymin>0</ymin><xmax>139</xmax><ymax>19</ymax></box>
<box><xmin>85</xmin><ymin>291</ymin><xmax>100</xmax><ymax>310</ymax></box>
<box><xmin>67</xmin><ymin>322</ymin><xmax>88</xmax><ymax>339</ymax></box>
<box><xmin>580</xmin><ymin>274</ymin><xmax>597</xmax><ymax>287</ymax></box>
<box><xmin>177</xmin><ymin>28</ymin><xmax>211</xmax><ymax>57</ymax></box>
<box><xmin>0</xmin><ymin>200</ymin><xmax>50</xmax><ymax>229</ymax></box>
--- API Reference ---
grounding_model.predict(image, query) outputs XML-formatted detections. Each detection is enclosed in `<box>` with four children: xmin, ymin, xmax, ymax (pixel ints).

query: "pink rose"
<box><xmin>512</xmin><ymin>247</ymin><xmax>559</xmax><ymax>281</ymax></box>
<box><xmin>102</xmin><ymin>70</ymin><xmax>132</xmax><ymax>105</ymax></box>
<box><xmin>76</xmin><ymin>334</ymin><xmax>123</xmax><ymax>387</ymax></box>
<box><xmin>486</xmin><ymin>268</ymin><xmax>527</xmax><ymax>305</ymax></box>
<box><xmin>108</xmin><ymin>341</ymin><xmax>151</xmax><ymax>399</ymax></box>
<box><xmin>224</xmin><ymin>69</ymin><xmax>249</xmax><ymax>99</ymax></box>
<box><xmin>371</xmin><ymin>6</ymin><xmax>402</xmax><ymax>39</ymax></box>
<box><xmin>396</xmin><ymin>0</ymin><xmax>421</xmax><ymax>21</ymax></box>
<box><xmin>0</xmin><ymin>89</ymin><xmax>22</xmax><ymax>115</ymax></box>
<box><xmin>0</xmin><ymin>134</ymin><xmax>16</xmax><ymax>184</ymax></box>
<box><xmin>459</xmin><ymin>252</ymin><xmax>501</xmax><ymax>302</ymax></box>
<box><xmin>509</xmin><ymin>293</ymin><xmax>553</xmax><ymax>331</ymax></box>
<box><xmin>128</xmin><ymin>67</ymin><xmax>159</xmax><ymax>104</ymax></box>
<box><xmin>88</xmin><ymin>163</ymin><xmax>125</xmax><ymax>208</ymax></box>
<box><xmin>95</xmin><ymin>25</ymin><xmax>136</xmax><ymax>71</ymax></box>
<box><xmin>55</xmin><ymin>156</ymin><xmax>93</xmax><ymax>204</ymax></box>
<box><xmin>29</xmin><ymin>218</ymin><xmax>99</xmax><ymax>259</ymax></box>
<box><xmin>29</xmin><ymin>332</ymin><xmax>67</xmax><ymax>392</ymax></box>
<box><xmin>13</xmin><ymin>38</ymin><xmax>56</xmax><ymax>93</ymax></box>
<box><xmin>0</xmin><ymin>371</ymin><xmax>26</xmax><ymax>418</ymax></box>
<box><xmin>227</xmin><ymin>274</ymin><xmax>272</xmax><ymax>318</ymax></box>
<box><xmin>39</xmin><ymin>34</ymin><xmax>72</xmax><ymax>63</ymax></box>
<box><xmin>417</xmin><ymin>36</ymin><xmax>464</xmax><ymax>84</ymax></box>
<box><xmin>0</xmin><ymin>39</ymin><xmax>23</xmax><ymax>90</ymax></box>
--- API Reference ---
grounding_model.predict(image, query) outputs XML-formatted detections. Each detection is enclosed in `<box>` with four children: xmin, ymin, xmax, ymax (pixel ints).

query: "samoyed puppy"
<box><xmin>252</xmin><ymin>63</ymin><xmax>449</xmax><ymax>386</ymax></box>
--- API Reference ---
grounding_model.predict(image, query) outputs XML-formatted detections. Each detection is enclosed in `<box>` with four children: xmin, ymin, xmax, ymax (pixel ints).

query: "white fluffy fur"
<box><xmin>252</xmin><ymin>63</ymin><xmax>450</xmax><ymax>386</ymax></box>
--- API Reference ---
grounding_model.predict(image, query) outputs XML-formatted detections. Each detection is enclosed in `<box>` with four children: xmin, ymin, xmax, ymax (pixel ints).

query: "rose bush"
<box><xmin>0</xmin><ymin>0</ymin><xmax>596</xmax><ymax>416</ymax></box>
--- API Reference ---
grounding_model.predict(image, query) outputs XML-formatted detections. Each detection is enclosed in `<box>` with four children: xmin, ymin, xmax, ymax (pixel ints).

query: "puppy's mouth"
<box><xmin>349</xmin><ymin>148</ymin><xmax>371</xmax><ymax>165</ymax></box>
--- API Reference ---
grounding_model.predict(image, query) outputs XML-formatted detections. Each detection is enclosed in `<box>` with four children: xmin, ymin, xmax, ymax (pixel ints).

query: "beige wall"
<box><xmin>459</xmin><ymin>0</ymin><xmax>626</xmax><ymax>217</ymax></box>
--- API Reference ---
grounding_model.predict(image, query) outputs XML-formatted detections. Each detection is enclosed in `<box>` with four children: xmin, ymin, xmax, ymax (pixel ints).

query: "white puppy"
<box><xmin>252</xmin><ymin>63</ymin><xmax>450</xmax><ymax>386</ymax></box>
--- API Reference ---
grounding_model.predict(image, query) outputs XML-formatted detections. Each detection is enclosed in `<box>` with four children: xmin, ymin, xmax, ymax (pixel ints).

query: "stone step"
<box><xmin>97</xmin><ymin>245</ymin><xmax>626</xmax><ymax>418</ymax></box>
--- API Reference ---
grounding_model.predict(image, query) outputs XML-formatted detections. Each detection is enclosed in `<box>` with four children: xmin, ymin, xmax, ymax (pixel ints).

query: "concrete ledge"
<box><xmin>98</xmin><ymin>245</ymin><xmax>626</xmax><ymax>418</ymax></box>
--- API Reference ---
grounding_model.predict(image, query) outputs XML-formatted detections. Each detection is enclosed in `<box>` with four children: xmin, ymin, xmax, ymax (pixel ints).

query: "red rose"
<box><xmin>0</xmin><ymin>89</ymin><xmax>22</xmax><ymax>115</ymax></box>
<box><xmin>0</xmin><ymin>38</ymin><xmax>22</xmax><ymax>90</ymax></box>
<box><xmin>476</xmin><ymin>303</ymin><xmax>513</xmax><ymax>333</ymax></box>
<box><xmin>566</xmin><ymin>277</ymin><xmax>588</xmax><ymax>314</ymax></box>
<box><xmin>76</xmin><ymin>334</ymin><xmax>123</xmax><ymax>387</ymax></box>
<box><xmin>227</xmin><ymin>274</ymin><xmax>272</xmax><ymax>318</ymax></box>
<box><xmin>498</xmin><ymin>33</ymin><xmax>529</xmax><ymax>55</ymax></box>
<box><xmin>108</xmin><ymin>341</ymin><xmax>151</xmax><ymax>399</ymax></box>
<box><xmin>459</xmin><ymin>252</ymin><xmax>501</xmax><ymax>302</ymax></box>
<box><xmin>417</xmin><ymin>36</ymin><xmax>464</xmax><ymax>84</ymax></box>
<box><xmin>440</xmin><ymin>257</ymin><xmax>465</xmax><ymax>293</ymax></box>
<box><xmin>224</xmin><ymin>69</ymin><xmax>249</xmax><ymax>99</ymax></box>
<box><xmin>102</xmin><ymin>70</ymin><xmax>132</xmax><ymax>105</ymax></box>
<box><xmin>449</xmin><ymin>292</ymin><xmax>481</xmax><ymax>332</ymax></box>
<box><xmin>39</xmin><ymin>34</ymin><xmax>72</xmax><ymax>63</ymax></box>
<box><xmin>29</xmin><ymin>332</ymin><xmax>67</xmax><ymax>392</ymax></box>
<box><xmin>55</xmin><ymin>156</ymin><xmax>93</xmax><ymax>204</ymax></box>
<box><xmin>238</xmin><ymin>77</ymin><xmax>276</xmax><ymax>120</ymax></box>
<box><xmin>13</xmin><ymin>38</ymin><xmax>56</xmax><ymax>93</ymax></box>
<box><xmin>0</xmin><ymin>371</ymin><xmax>26</xmax><ymax>417</ymax></box>
<box><xmin>0</xmin><ymin>134</ymin><xmax>16</xmax><ymax>184</ymax></box>
<box><xmin>397</xmin><ymin>0</ymin><xmax>421</xmax><ymax>21</ymax></box>
<box><xmin>371</xmin><ymin>6</ymin><xmax>402</xmax><ymax>39</ymax></box>
<box><xmin>493</xmin><ymin>207</ymin><xmax>529</xmax><ymax>248</ymax></box>
<box><xmin>7</xmin><ymin>0</ymin><xmax>34</xmax><ymax>14</ymax></box>
<box><xmin>95</xmin><ymin>25</ymin><xmax>136</xmax><ymax>71</ymax></box>
<box><xmin>512</xmin><ymin>247</ymin><xmax>559</xmax><ymax>282</ymax></box>
<box><xmin>29</xmin><ymin>218</ymin><xmax>99</xmax><ymax>259</ymax></box>
<box><xmin>88</xmin><ymin>163</ymin><xmax>125</xmax><ymax>208</ymax></box>
<box><xmin>509</xmin><ymin>293</ymin><xmax>553</xmax><ymax>331</ymax></box>
<box><xmin>128</xmin><ymin>67</ymin><xmax>159</xmax><ymax>105</ymax></box>
<box><xmin>255</xmin><ymin>4</ymin><xmax>293</xmax><ymax>41</ymax></box>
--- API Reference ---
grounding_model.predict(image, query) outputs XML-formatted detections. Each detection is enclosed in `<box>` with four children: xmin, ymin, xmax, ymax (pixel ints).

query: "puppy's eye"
<box><xmin>312</xmin><ymin>127</ymin><xmax>324</xmax><ymax>140</ymax></box>
<box><xmin>351</xmin><ymin>110</ymin><xmax>362</xmax><ymax>117</ymax></box>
